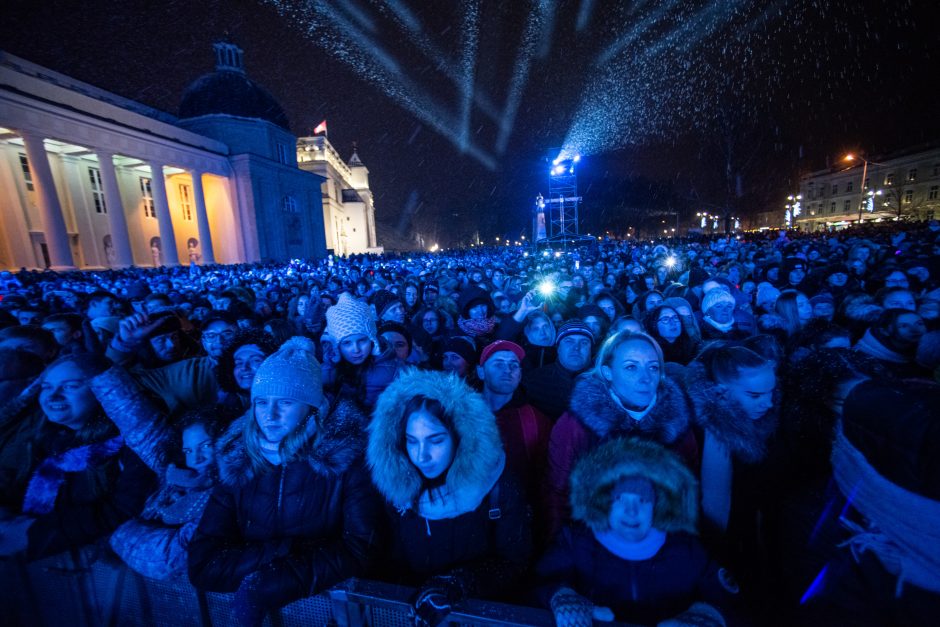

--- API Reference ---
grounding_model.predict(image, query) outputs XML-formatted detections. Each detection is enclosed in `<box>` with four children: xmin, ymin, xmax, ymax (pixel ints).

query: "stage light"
<box><xmin>573</xmin><ymin>154</ymin><xmax>581</xmax><ymax>162</ymax></box>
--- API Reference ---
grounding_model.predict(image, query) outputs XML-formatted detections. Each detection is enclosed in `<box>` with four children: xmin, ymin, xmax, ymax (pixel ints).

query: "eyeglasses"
<box><xmin>657</xmin><ymin>316</ymin><xmax>680</xmax><ymax>325</ymax></box>
<box><xmin>203</xmin><ymin>330</ymin><xmax>236</xmax><ymax>342</ymax></box>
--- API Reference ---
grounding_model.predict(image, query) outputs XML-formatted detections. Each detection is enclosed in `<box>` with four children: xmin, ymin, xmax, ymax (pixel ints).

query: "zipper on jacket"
<box><xmin>277</xmin><ymin>465</ymin><xmax>285</xmax><ymax>513</ymax></box>
<box><xmin>425</xmin><ymin>516</ymin><xmax>431</xmax><ymax>537</ymax></box>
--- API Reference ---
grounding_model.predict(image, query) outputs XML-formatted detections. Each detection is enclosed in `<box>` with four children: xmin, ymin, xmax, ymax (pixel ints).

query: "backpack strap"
<box><xmin>487</xmin><ymin>481</ymin><xmax>501</xmax><ymax>520</ymax></box>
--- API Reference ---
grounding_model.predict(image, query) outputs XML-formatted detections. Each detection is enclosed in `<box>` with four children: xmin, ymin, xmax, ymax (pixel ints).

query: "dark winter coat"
<box><xmin>22</xmin><ymin>424</ymin><xmax>157</xmax><ymax>561</ymax></box>
<box><xmin>537</xmin><ymin>527</ymin><xmax>739</xmax><ymax>626</ymax></box>
<box><xmin>494</xmin><ymin>392</ymin><xmax>553</xmax><ymax>507</ymax></box>
<box><xmin>367</xmin><ymin>370</ymin><xmax>532</xmax><ymax>600</ymax></box>
<box><xmin>545</xmin><ymin>372</ymin><xmax>699</xmax><ymax>537</ymax></box>
<box><xmin>681</xmin><ymin>362</ymin><xmax>779</xmax><ymax>578</ymax></box>
<box><xmin>188</xmin><ymin>399</ymin><xmax>381</xmax><ymax>611</ymax></box>
<box><xmin>523</xmin><ymin>361</ymin><xmax>582</xmax><ymax>420</ymax></box>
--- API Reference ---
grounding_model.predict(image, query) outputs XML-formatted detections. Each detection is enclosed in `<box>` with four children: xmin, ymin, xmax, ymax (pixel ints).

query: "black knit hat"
<box><xmin>555</xmin><ymin>319</ymin><xmax>595</xmax><ymax>346</ymax></box>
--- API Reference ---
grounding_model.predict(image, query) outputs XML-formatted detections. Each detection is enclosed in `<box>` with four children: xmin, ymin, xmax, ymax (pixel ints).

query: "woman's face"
<box><xmin>608</xmin><ymin>490</ymin><xmax>654</xmax><ymax>543</ymax></box>
<box><xmin>526</xmin><ymin>317</ymin><xmax>553</xmax><ymax>347</ymax></box>
<box><xmin>182</xmin><ymin>423</ymin><xmax>214</xmax><ymax>476</ymax></box>
<box><xmin>339</xmin><ymin>334</ymin><xmax>372</xmax><ymax>365</ymax></box>
<box><xmin>656</xmin><ymin>307</ymin><xmax>682</xmax><ymax>342</ymax></box>
<box><xmin>253</xmin><ymin>396</ymin><xmax>311</xmax><ymax>444</ymax></box>
<box><xmin>603</xmin><ymin>340</ymin><xmax>660</xmax><ymax>409</ymax></box>
<box><xmin>644</xmin><ymin>293</ymin><xmax>663</xmax><ymax>310</ymax></box>
<box><xmin>404</xmin><ymin>286</ymin><xmax>419</xmax><ymax>307</ymax></box>
<box><xmin>422</xmin><ymin>312</ymin><xmax>440</xmax><ymax>335</ymax></box>
<box><xmin>796</xmin><ymin>294</ymin><xmax>813</xmax><ymax>324</ymax></box>
<box><xmin>442</xmin><ymin>352</ymin><xmax>469</xmax><ymax>376</ymax></box>
<box><xmin>892</xmin><ymin>312</ymin><xmax>926</xmax><ymax>346</ymax></box>
<box><xmin>39</xmin><ymin>361</ymin><xmax>97</xmax><ymax>430</ymax></box>
<box><xmin>296</xmin><ymin>295</ymin><xmax>309</xmax><ymax>317</ymax></box>
<box><xmin>233</xmin><ymin>344</ymin><xmax>266</xmax><ymax>391</ymax></box>
<box><xmin>406</xmin><ymin>408</ymin><xmax>455</xmax><ymax>480</ymax></box>
<box><xmin>724</xmin><ymin>366</ymin><xmax>776</xmax><ymax>421</ymax></box>
<box><xmin>468</xmin><ymin>303</ymin><xmax>489</xmax><ymax>320</ymax></box>
<box><xmin>596</xmin><ymin>298</ymin><xmax>617</xmax><ymax>322</ymax></box>
<box><xmin>883</xmin><ymin>290</ymin><xmax>916</xmax><ymax>312</ymax></box>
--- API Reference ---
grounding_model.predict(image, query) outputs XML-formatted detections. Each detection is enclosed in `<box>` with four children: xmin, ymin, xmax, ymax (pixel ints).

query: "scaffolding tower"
<box><xmin>539</xmin><ymin>154</ymin><xmax>594</xmax><ymax>248</ymax></box>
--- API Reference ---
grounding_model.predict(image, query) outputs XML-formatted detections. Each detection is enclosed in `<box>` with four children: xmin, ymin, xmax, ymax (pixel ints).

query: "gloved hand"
<box><xmin>550</xmin><ymin>587</ymin><xmax>614</xmax><ymax>627</ymax></box>
<box><xmin>411</xmin><ymin>586</ymin><xmax>453</xmax><ymax>627</ymax></box>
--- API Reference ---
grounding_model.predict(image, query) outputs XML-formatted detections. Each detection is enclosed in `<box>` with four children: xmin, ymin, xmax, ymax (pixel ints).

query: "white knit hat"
<box><xmin>701</xmin><ymin>289</ymin><xmax>736</xmax><ymax>314</ymax></box>
<box><xmin>325</xmin><ymin>292</ymin><xmax>378</xmax><ymax>344</ymax></box>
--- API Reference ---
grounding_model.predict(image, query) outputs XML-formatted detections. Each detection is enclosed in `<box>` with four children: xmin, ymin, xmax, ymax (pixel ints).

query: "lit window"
<box><xmin>907</xmin><ymin>169</ymin><xmax>917</xmax><ymax>182</ymax></box>
<box><xmin>179</xmin><ymin>184</ymin><xmax>193</xmax><ymax>221</ymax></box>
<box><xmin>139</xmin><ymin>177</ymin><xmax>155</xmax><ymax>218</ymax></box>
<box><xmin>885</xmin><ymin>173</ymin><xmax>895</xmax><ymax>186</ymax></box>
<box><xmin>863</xmin><ymin>177</ymin><xmax>870</xmax><ymax>190</ymax></box>
<box><xmin>18</xmin><ymin>154</ymin><xmax>34</xmax><ymax>192</ymax></box>
<box><xmin>929</xmin><ymin>186</ymin><xmax>939</xmax><ymax>200</ymax></box>
<box><xmin>843</xmin><ymin>200</ymin><xmax>851</xmax><ymax>212</ymax></box>
<box><xmin>88</xmin><ymin>167</ymin><xmax>107</xmax><ymax>214</ymax></box>
<box><xmin>904</xmin><ymin>189</ymin><xmax>913</xmax><ymax>204</ymax></box>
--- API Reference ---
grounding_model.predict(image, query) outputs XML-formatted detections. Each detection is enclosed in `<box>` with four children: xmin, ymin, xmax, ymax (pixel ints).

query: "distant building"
<box><xmin>297</xmin><ymin>135</ymin><xmax>381</xmax><ymax>256</ymax></box>
<box><xmin>0</xmin><ymin>43</ymin><xmax>378</xmax><ymax>270</ymax></box>
<box><xmin>794</xmin><ymin>144</ymin><xmax>940</xmax><ymax>231</ymax></box>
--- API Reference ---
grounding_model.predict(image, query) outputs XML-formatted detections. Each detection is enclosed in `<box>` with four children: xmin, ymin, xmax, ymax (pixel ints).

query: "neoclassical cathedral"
<box><xmin>0</xmin><ymin>42</ymin><xmax>380</xmax><ymax>270</ymax></box>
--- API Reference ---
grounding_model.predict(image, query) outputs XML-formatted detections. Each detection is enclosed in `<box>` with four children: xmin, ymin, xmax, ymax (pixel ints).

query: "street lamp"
<box><xmin>843</xmin><ymin>153</ymin><xmax>886</xmax><ymax>223</ymax></box>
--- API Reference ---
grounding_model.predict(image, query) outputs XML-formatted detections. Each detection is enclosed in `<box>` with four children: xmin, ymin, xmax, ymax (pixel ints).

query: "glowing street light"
<box><xmin>843</xmin><ymin>153</ymin><xmax>887</xmax><ymax>223</ymax></box>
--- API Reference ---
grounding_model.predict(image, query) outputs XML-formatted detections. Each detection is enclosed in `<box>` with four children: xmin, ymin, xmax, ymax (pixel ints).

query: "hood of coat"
<box><xmin>568</xmin><ymin>373</ymin><xmax>691</xmax><ymax>446</ymax></box>
<box><xmin>215</xmin><ymin>397</ymin><xmax>367</xmax><ymax>487</ymax></box>
<box><xmin>570</xmin><ymin>437</ymin><xmax>698</xmax><ymax>534</ymax></box>
<box><xmin>368</xmin><ymin>368</ymin><xmax>505</xmax><ymax>515</ymax></box>
<box><xmin>684</xmin><ymin>362</ymin><xmax>778</xmax><ymax>464</ymax></box>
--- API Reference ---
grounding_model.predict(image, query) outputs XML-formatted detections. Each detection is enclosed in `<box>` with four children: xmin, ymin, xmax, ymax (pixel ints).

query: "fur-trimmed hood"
<box><xmin>683</xmin><ymin>362</ymin><xmax>778</xmax><ymax>464</ymax></box>
<box><xmin>570</xmin><ymin>437</ymin><xmax>698</xmax><ymax>534</ymax></box>
<box><xmin>368</xmin><ymin>369</ymin><xmax>505</xmax><ymax>517</ymax></box>
<box><xmin>567</xmin><ymin>372</ymin><xmax>692</xmax><ymax>446</ymax></box>
<box><xmin>215</xmin><ymin>397</ymin><xmax>367</xmax><ymax>487</ymax></box>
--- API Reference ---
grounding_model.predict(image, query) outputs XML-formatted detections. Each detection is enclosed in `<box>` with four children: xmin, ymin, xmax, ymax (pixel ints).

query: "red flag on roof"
<box><xmin>313</xmin><ymin>120</ymin><xmax>328</xmax><ymax>135</ymax></box>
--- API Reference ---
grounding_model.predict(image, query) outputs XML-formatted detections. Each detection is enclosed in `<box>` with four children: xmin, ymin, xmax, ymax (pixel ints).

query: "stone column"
<box><xmin>20</xmin><ymin>131</ymin><xmax>75</xmax><ymax>269</ymax></box>
<box><xmin>147</xmin><ymin>161</ymin><xmax>179</xmax><ymax>266</ymax></box>
<box><xmin>95</xmin><ymin>151</ymin><xmax>134</xmax><ymax>267</ymax></box>
<box><xmin>189</xmin><ymin>170</ymin><xmax>215</xmax><ymax>264</ymax></box>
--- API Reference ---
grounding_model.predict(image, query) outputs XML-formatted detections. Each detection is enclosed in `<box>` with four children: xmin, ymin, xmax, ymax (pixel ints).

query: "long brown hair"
<box><xmin>243</xmin><ymin>401</ymin><xmax>320</xmax><ymax>473</ymax></box>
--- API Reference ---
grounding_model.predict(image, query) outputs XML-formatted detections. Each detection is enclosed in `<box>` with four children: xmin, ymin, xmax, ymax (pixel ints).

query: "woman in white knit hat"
<box><xmin>321</xmin><ymin>292</ymin><xmax>401</xmax><ymax>410</ymax></box>
<box><xmin>188</xmin><ymin>337</ymin><xmax>382</xmax><ymax>627</ymax></box>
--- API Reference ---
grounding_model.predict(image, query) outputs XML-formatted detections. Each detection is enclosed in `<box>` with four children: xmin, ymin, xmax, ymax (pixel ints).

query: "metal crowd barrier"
<box><xmin>0</xmin><ymin>547</ymin><xmax>636</xmax><ymax>626</ymax></box>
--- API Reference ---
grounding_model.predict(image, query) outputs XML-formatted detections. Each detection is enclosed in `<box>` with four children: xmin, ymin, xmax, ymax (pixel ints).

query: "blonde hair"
<box><xmin>592</xmin><ymin>330</ymin><xmax>666</xmax><ymax>386</ymax></box>
<box><xmin>243</xmin><ymin>403</ymin><xmax>319</xmax><ymax>473</ymax></box>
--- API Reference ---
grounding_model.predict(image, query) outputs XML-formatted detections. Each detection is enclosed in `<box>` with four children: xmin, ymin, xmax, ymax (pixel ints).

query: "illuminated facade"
<box><xmin>794</xmin><ymin>144</ymin><xmax>940</xmax><ymax>231</ymax></box>
<box><xmin>297</xmin><ymin>135</ymin><xmax>381</xmax><ymax>256</ymax></box>
<box><xmin>0</xmin><ymin>44</ymin><xmax>331</xmax><ymax>270</ymax></box>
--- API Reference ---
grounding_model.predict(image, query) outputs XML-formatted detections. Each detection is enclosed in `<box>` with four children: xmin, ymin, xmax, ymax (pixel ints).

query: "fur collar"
<box><xmin>216</xmin><ymin>398</ymin><xmax>367</xmax><ymax>487</ymax></box>
<box><xmin>368</xmin><ymin>369</ymin><xmax>505</xmax><ymax>516</ymax></box>
<box><xmin>683</xmin><ymin>362</ymin><xmax>777</xmax><ymax>464</ymax></box>
<box><xmin>855</xmin><ymin>328</ymin><xmax>909</xmax><ymax>364</ymax></box>
<box><xmin>568</xmin><ymin>373</ymin><xmax>692</xmax><ymax>446</ymax></box>
<box><xmin>570</xmin><ymin>437</ymin><xmax>698</xmax><ymax>534</ymax></box>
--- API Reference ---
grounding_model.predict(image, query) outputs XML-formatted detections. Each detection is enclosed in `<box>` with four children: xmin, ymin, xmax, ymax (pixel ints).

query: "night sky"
<box><xmin>3</xmin><ymin>0</ymin><xmax>939</xmax><ymax>246</ymax></box>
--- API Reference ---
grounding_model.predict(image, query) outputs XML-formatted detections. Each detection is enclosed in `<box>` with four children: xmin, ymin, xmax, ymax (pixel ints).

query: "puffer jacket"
<box><xmin>321</xmin><ymin>341</ymin><xmax>401</xmax><ymax>410</ymax></box>
<box><xmin>188</xmin><ymin>399</ymin><xmax>381</xmax><ymax>614</ymax></box>
<box><xmin>91</xmin><ymin>367</ymin><xmax>215</xmax><ymax>580</ymax></box>
<box><xmin>545</xmin><ymin>370</ymin><xmax>698</xmax><ymax>536</ymax></box>
<box><xmin>367</xmin><ymin>370</ymin><xmax>531</xmax><ymax>600</ymax></box>
<box><xmin>538</xmin><ymin>437</ymin><xmax>739</xmax><ymax>626</ymax></box>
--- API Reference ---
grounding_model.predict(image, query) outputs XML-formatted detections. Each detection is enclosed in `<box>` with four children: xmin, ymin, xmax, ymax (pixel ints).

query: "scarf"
<box><xmin>854</xmin><ymin>328</ymin><xmax>909</xmax><ymax>364</ymax></box>
<box><xmin>594</xmin><ymin>527</ymin><xmax>667</xmax><ymax>560</ymax></box>
<box><xmin>458</xmin><ymin>316</ymin><xmax>497</xmax><ymax>337</ymax></box>
<box><xmin>22</xmin><ymin>435</ymin><xmax>124</xmax><ymax>515</ymax></box>
<box><xmin>609</xmin><ymin>389</ymin><xmax>658</xmax><ymax>422</ymax></box>
<box><xmin>831</xmin><ymin>424</ymin><xmax>940</xmax><ymax>595</ymax></box>
<box><xmin>702</xmin><ymin>316</ymin><xmax>735</xmax><ymax>333</ymax></box>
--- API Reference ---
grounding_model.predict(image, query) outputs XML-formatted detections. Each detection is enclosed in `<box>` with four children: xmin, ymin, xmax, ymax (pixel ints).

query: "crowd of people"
<box><xmin>1</xmin><ymin>220</ymin><xmax>939</xmax><ymax>626</ymax></box>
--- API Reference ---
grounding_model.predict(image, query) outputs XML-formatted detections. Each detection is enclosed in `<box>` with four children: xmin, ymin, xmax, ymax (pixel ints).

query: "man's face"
<box><xmin>17</xmin><ymin>310</ymin><xmax>43</xmax><ymax>326</ymax></box>
<box><xmin>42</xmin><ymin>321</ymin><xmax>78</xmax><ymax>346</ymax></box>
<box><xmin>557</xmin><ymin>334</ymin><xmax>592</xmax><ymax>372</ymax></box>
<box><xmin>201</xmin><ymin>320</ymin><xmax>236</xmax><ymax>358</ymax></box>
<box><xmin>382</xmin><ymin>331</ymin><xmax>410</xmax><ymax>361</ymax></box>
<box><xmin>883</xmin><ymin>290</ymin><xmax>916</xmax><ymax>312</ymax></box>
<box><xmin>478</xmin><ymin>351</ymin><xmax>522</xmax><ymax>396</ymax></box>
<box><xmin>149</xmin><ymin>331</ymin><xmax>182</xmax><ymax>363</ymax></box>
